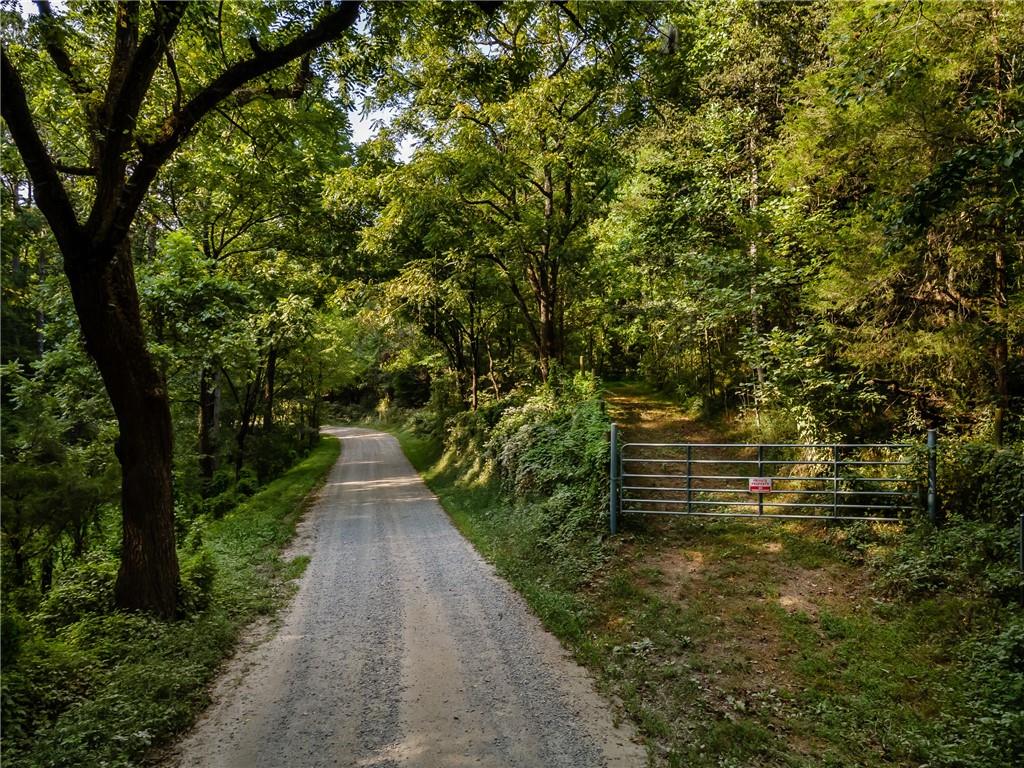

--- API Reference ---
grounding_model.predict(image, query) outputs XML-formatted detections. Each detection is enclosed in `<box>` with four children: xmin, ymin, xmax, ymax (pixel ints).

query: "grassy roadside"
<box><xmin>390</xmin><ymin>408</ymin><xmax>1020</xmax><ymax>768</ymax></box>
<box><xmin>3</xmin><ymin>436</ymin><xmax>340</xmax><ymax>768</ymax></box>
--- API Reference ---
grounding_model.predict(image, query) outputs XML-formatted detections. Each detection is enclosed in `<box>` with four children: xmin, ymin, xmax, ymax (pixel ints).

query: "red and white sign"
<box><xmin>748</xmin><ymin>477</ymin><xmax>772</xmax><ymax>493</ymax></box>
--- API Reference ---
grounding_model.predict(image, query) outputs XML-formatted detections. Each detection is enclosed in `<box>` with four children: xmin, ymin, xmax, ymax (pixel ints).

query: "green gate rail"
<box><xmin>608</xmin><ymin>425</ymin><xmax>937</xmax><ymax>534</ymax></box>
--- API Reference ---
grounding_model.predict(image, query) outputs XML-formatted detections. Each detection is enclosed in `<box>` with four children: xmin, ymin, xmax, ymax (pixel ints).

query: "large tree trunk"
<box><xmin>2</xmin><ymin>0</ymin><xmax>363</xmax><ymax>621</ymax></box>
<box><xmin>65</xmin><ymin>239</ymin><xmax>178</xmax><ymax>618</ymax></box>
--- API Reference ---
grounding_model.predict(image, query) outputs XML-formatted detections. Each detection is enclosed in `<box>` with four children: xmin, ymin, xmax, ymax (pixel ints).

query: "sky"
<box><xmin>348</xmin><ymin>107</ymin><xmax>416</xmax><ymax>162</ymax></box>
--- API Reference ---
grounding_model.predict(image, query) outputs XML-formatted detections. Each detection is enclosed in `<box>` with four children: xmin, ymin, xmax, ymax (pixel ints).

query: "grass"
<box><xmin>389</xmin><ymin>403</ymin><xmax>1019</xmax><ymax>768</ymax></box>
<box><xmin>604</xmin><ymin>518</ymin><xmax>1004</xmax><ymax>767</ymax></box>
<box><xmin>2</xmin><ymin>436</ymin><xmax>340</xmax><ymax>768</ymax></box>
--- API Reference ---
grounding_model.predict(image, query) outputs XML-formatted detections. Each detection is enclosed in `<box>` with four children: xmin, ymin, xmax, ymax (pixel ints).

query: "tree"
<box><xmin>776</xmin><ymin>0</ymin><xmax>1023</xmax><ymax>441</ymax></box>
<box><xmin>373</xmin><ymin>2</ymin><xmax>652</xmax><ymax>380</ymax></box>
<box><xmin>147</xmin><ymin>88</ymin><xmax>352</xmax><ymax>489</ymax></box>
<box><xmin>593</xmin><ymin>0</ymin><xmax>827</xmax><ymax>418</ymax></box>
<box><xmin>1</xmin><ymin>0</ymin><xmax>361</xmax><ymax>616</ymax></box>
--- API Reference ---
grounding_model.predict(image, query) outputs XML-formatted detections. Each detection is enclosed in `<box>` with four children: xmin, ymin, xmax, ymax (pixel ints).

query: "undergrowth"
<box><xmin>0</xmin><ymin>436</ymin><xmax>340</xmax><ymax>768</ymax></box>
<box><xmin>386</xmin><ymin>381</ymin><xmax>1023</xmax><ymax>768</ymax></box>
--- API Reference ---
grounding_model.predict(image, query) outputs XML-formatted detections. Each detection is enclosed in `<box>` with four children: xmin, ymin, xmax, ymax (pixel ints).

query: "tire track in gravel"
<box><xmin>165</xmin><ymin>427</ymin><xmax>645</xmax><ymax>768</ymax></box>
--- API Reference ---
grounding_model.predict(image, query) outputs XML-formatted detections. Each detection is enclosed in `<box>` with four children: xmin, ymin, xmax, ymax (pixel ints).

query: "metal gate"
<box><xmin>608</xmin><ymin>425</ymin><xmax>937</xmax><ymax>533</ymax></box>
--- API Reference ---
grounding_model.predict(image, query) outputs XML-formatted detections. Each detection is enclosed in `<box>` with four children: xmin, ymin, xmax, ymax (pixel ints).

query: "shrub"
<box><xmin>874</xmin><ymin>441</ymin><xmax>1024</xmax><ymax>603</ymax></box>
<box><xmin>482</xmin><ymin>374</ymin><xmax>610</xmax><ymax>578</ymax></box>
<box><xmin>35</xmin><ymin>560</ymin><xmax>117</xmax><ymax>633</ymax></box>
<box><xmin>234</xmin><ymin>468</ymin><xmax>259</xmax><ymax>498</ymax></box>
<box><xmin>389</xmin><ymin>366</ymin><xmax>432</xmax><ymax>408</ymax></box>
<box><xmin>177</xmin><ymin>548</ymin><xmax>217</xmax><ymax>617</ymax></box>
<box><xmin>445</xmin><ymin>407</ymin><xmax>497</xmax><ymax>457</ymax></box>
<box><xmin>202</xmin><ymin>489</ymin><xmax>240</xmax><ymax>519</ymax></box>
<box><xmin>940</xmin><ymin>442</ymin><xmax>1024</xmax><ymax>527</ymax></box>
<box><xmin>1</xmin><ymin>609</ymin><xmax>30</xmax><ymax>668</ymax></box>
<box><xmin>0</xmin><ymin>635</ymin><xmax>96</xmax><ymax>752</ymax></box>
<box><xmin>206</xmin><ymin>468</ymin><xmax>234</xmax><ymax>497</ymax></box>
<box><xmin>408</xmin><ymin>408</ymin><xmax>446</xmax><ymax>439</ymax></box>
<box><xmin>488</xmin><ymin>380</ymin><xmax>607</xmax><ymax>501</ymax></box>
<box><xmin>879</xmin><ymin>521</ymin><xmax>1022</xmax><ymax>602</ymax></box>
<box><xmin>247</xmin><ymin>429</ymin><xmax>303</xmax><ymax>484</ymax></box>
<box><xmin>925</xmin><ymin>614</ymin><xmax>1024</xmax><ymax>767</ymax></box>
<box><xmin>427</xmin><ymin>372</ymin><xmax>465</xmax><ymax>426</ymax></box>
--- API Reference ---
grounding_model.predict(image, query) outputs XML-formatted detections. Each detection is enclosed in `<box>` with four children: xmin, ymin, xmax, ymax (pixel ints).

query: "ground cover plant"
<box><xmin>0</xmin><ymin>437</ymin><xmax>339</xmax><ymax>768</ymax></box>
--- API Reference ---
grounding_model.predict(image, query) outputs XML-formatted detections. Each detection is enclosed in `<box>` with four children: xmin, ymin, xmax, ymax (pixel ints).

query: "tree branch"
<box><xmin>215</xmin><ymin>1</ymin><xmax>229</xmax><ymax>67</ymax></box>
<box><xmin>1</xmin><ymin>49</ymin><xmax>83</xmax><ymax>255</ymax></box>
<box><xmin>88</xmin><ymin>1</ymin><xmax>189</xmax><ymax>241</ymax></box>
<box><xmin>483</xmin><ymin>251</ymin><xmax>541</xmax><ymax>348</ymax></box>
<box><xmin>231</xmin><ymin>53</ymin><xmax>314</xmax><ymax>106</ymax></box>
<box><xmin>103</xmin><ymin>0</ymin><xmax>140</xmax><ymax>116</ymax></box>
<box><xmin>482</xmin><ymin>176</ymin><xmax>517</xmax><ymax>208</ymax></box>
<box><xmin>552</xmin><ymin>0</ymin><xmax>584</xmax><ymax>33</ymax></box>
<box><xmin>165</xmin><ymin>47</ymin><xmax>183</xmax><ymax>116</ymax></box>
<box><xmin>54</xmin><ymin>161</ymin><xmax>97</xmax><ymax>176</ymax></box>
<box><xmin>568</xmin><ymin>88</ymin><xmax>601</xmax><ymax>122</ymax></box>
<box><xmin>456</xmin><ymin>109</ymin><xmax>504</xmax><ymax>151</ymax></box>
<box><xmin>213</xmin><ymin>106</ymin><xmax>260</xmax><ymax>144</ymax></box>
<box><xmin>109</xmin><ymin>1</ymin><xmax>362</xmax><ymax>253</ymax></box>
<box><xmin>522</xmin><ymin>174</ymin><xmax>550</xmax><ymax>198</ymax></box>
<box><xmin>461</xmin><ymin>194</ymin><xmax>516</xmax><ymax>223</ymax></box>
<box><xmin>34</xmin><ymin>1</ymin><xmax>94</xmax><ymax>102</ymax></box>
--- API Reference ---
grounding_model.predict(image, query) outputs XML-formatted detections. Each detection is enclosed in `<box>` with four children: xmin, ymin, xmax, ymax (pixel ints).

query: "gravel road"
<box><xmin>166</xmin><ymin>427</ymin><xmax>645</xmax><ymax>768</ymax></box>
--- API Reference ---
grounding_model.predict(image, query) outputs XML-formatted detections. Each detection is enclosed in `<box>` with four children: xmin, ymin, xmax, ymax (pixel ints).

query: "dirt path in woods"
<box><xmin>165</xmin><ymin>427</ymin><xmax>645</xmax><ymax>768</ymax></box>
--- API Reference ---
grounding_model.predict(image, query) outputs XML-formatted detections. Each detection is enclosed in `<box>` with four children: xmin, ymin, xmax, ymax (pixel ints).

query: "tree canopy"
<box><xmin>2</xmin><ymin>0</ymin><xmax>1021</xmax><ymax>620</ymax></box>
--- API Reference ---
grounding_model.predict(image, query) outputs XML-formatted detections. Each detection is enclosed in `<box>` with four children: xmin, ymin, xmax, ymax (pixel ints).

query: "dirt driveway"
<box><xmin>165</xmin><ymin>427</ymin><xmax>644</xmax><ymax>768</ymax></box>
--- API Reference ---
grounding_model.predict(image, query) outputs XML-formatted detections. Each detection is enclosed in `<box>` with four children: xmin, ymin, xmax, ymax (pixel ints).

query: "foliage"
<box><xmin>879</xmin><ymin>521</ymin><xmax>1022</xmax><ymax>604</ymax></box>
<box><xmin>592</xmin><ymin>0</ymin><xmax>829</xmax><ymax>420</ymax></box>
<box><xmin>0</xmin><ymin>437</ymin><xmax>338</xmax><ymax>768</ymax></box>
<box><xmin>2</xmin><ymin>0</ymin><xmax>1021</xmax><ymax>763</ymax></box>
<box><xmin>940</xmin><ymin>442</ymin><xmax>1024</xmax><ymax>527</ymax></box>
<box><xmin>403</xmin><ymin>405</ymin><xmax>1024</xmax><ymax>768</ymax></box>
<box><xmin>34</xmin><ymin>560</ymin><xmax>118</xmax><ymax>634</ymax></box>
<box><xmin>352</xmin><ymin>2</ymin><xmax>659</xmax><ymax>383</ymax></box>
<box><xmin>489</xmin><ymin>377</ymin><xmax>605</xmax><ymax>499</ymax></box>
<box><xmin>942</xmin><ymin>614</ymin><xmax>1024</xmax><ymax>767</ymax></box>
<box><xmin>383</xmin><ymin>374</ymin><xmax>612</xmax><ymax>588</ymax></box>
<box><xmin>775</xmin><ymin>0</ymin><xmax>1024</xmax><ymax>441</ymax></box>
<box><xmin>177</xmin><ymin>549</ymin><xmax>217</xmax><ymax>617</ymax></box>
<box><xmin>875</xmin><ymin>441</ymin><xmax>1024</xmax><ymax>603</ymax></box>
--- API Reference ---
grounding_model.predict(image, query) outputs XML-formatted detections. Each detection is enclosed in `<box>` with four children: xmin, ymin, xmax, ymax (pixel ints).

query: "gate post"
<box><xmin>927</xmin><ymin>429</ymin><xmax>939</xmax><ymax>526</ymax></box>
<box><xmin>610</xmin><ymin>423</ymin><xmax>618</xmax><ymax>534</ymax></box>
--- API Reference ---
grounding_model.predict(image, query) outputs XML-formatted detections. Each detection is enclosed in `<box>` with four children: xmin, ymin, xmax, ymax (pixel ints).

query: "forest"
<box><xmin>1</xmin><ymin>1</ymin><xmax>1022</xmax><ymax>767</ymax></box>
